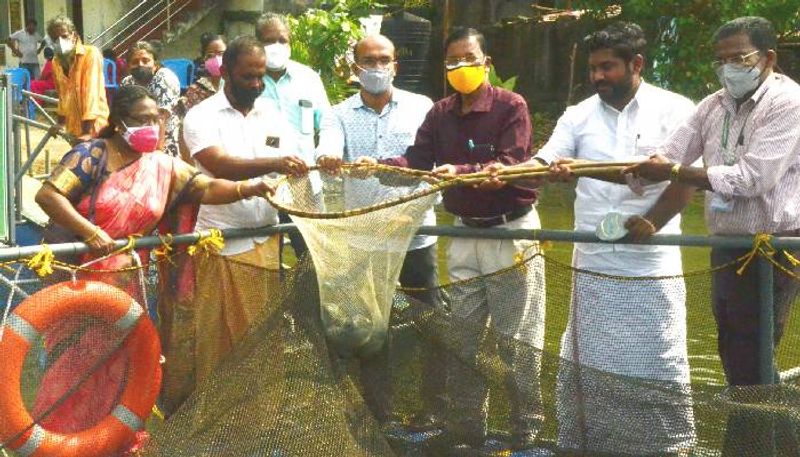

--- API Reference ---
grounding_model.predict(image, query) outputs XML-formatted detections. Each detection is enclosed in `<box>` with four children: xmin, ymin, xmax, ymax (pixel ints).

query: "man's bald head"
<box><xmin>353</xmin><ymin>34</ymin><xmax>396</xmax><ymax>64</ymax></box>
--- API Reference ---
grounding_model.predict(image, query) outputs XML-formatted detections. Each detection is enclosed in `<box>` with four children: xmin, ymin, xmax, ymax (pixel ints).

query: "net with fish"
<box><xmin>2</xmin><ymin>164</ymin><xmax>800</xmax><ymax>457</ymax></box>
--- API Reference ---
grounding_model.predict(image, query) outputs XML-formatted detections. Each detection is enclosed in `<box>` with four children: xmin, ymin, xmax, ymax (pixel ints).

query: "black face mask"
<box><xmin>131</xmin><ymin>66</ymin><xmax>154</xmax><ymax>84</ymax></box>
<box><xmin>230</xmin><ymin>84</ymin><xmax>264</xmax><ymax>108</ymax></box>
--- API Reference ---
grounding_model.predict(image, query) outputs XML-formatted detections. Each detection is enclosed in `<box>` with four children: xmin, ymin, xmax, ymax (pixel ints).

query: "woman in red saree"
<box><xmin>33</xmin><ymin>85</ymin><xmax>272</xmax><ymax>455</ymax></box>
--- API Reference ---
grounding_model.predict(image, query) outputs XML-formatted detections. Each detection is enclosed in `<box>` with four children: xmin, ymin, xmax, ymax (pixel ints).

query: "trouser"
<box><xmin>21</xmin><ymin>62</ymin><xmax>39</xmax><ymax>79</ymax></box>
<box><xmin>279</xmin><ymin>211</ymin><xmax>308</xmax><ymax>260</ymax></box>
<box><xmin>710</xmin><ymin>245</ymin><xmax>800</xmax><ymax>385</ymax></box>
<box><xmin>358</xmin><ymin>243</ymin><xmax>441</xmax><ymax>423</ymax></box>
<box><xmin>711</xmin><ymin>244</ymin><xmax>800</xmax><ymax>456</ymax></box>
<box><xmin>446</xmin><ymin>210</ymin><xmax>546</xmax><ymax>442</ymax></box>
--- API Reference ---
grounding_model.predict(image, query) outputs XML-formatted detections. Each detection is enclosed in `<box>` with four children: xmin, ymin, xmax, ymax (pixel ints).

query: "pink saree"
<box><xmin>33</xmin><ymin>152</ymin><xmax>178</xmax><ymax>453</ymax></box>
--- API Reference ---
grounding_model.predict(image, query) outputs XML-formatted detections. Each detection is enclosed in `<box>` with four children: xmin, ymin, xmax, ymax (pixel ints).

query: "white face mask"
<box><xmin>56</xmin><ymin>36</ymin><xmax>74</xmax><ymax>56</ymax></box>
<box><xmin>264</xmin><ymin>43</ymin><xmax>291</xmax><ymax>71</ymax></box>
<box><xmin>358</xmin><ymin>67</ymin><xmax>394</xmax><ymax>95</ymax></box>
<box><xmin>716</xmin><ymin>63</ymin><xmax>762</xmax><ymax>99</ymax></box>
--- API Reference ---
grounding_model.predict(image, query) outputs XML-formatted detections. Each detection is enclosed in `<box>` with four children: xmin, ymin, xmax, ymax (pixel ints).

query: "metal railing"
<box><xmin>0</xmin><ymin>223</ymin><xmax>796</xmax><ymax>386</ymax></box>
<box><xmin>90</xmin><ymin>0</ymin><xmax>215</xmax><ymax>56</ymax></box>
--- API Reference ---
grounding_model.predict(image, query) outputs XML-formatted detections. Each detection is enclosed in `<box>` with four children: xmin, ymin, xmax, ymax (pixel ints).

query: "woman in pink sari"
<box><xmin>33</xmin><ymin>85</ymin><xmax>273</xmax><ymax>455</ymax></box>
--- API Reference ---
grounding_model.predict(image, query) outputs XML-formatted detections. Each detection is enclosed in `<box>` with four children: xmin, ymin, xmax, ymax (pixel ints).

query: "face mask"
<box><xmin>446</xmin><ymin>64</ymin><xmax>485</xmax><ymax>94</ymax></box>
<box><xmin>230</xmin><ymin>83</ymin><xmax>264</xmax><ymax>108</ymax></box>
<box><xmin>131</xmin><ymin>66</ymin><xmax>154</xmax><ymax>84</ymax></box>
<box><xmin>204</xmin><ymin>55</ymin><xmax>222</xmax><ymax>77</ymax></box>
<box><xmin>121</xmin><ymin>122</ymin><xmax>160</xmax><ymax>153</ymax></box>
<box><xmin>358</xmin><ymin>67</ymin><xmax>394</xmax><ymax>95</ymax></box>
<box><xmin>716</xmin><ymin>63</ymin><xmax>762</xmax><ymax>99</ymax></box>
<box><xmin>55</xmin><ymin>37</ymin><xmax>74</xmax><ymax>56</ymax></box>
<box><xmin>264</xmin><ymin>43</ymin><xmax>291</xmax><ymax>71</ymax></box>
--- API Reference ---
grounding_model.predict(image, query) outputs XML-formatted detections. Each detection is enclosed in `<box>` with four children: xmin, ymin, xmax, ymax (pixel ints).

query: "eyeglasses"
<box><xmin>711</xmin><ymin>50</ymin><xmax>760</xmax><ymax>71</ymax></box>
<box><xmin>355</xmin><ymin>57</ymin><xmax>395</xmax><ymax>69</ymax></box>
<box><xmin>445</xmin><ymin>55</ymin><xmax>485</xmax><ymax>71</ymax></box>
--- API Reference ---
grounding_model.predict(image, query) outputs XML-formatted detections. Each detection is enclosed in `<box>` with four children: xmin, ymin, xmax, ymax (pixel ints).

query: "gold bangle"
<box><xmin>84</xmin><ymin>226</ymin><xmax>101</xmax><ymax>243</ymax></box>
<box><xmin>236</xmin><ymin>181</ymin><xmax>245</xmax><ymax>200</ymax></box>
<box><xmin>669</xmin><ymin>163</ymin><xmax>681</xmax><ymax>182</ymax></box>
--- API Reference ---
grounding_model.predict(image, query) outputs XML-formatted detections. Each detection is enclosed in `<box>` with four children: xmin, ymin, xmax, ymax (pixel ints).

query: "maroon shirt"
<box><xmin>381</xmin><ymin>84</ymin><xmax>536</xmax><ymax>218</ymax></box>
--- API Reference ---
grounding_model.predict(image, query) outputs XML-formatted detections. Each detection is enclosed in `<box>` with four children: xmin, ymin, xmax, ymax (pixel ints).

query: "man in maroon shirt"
<box><xmin>356</xmin><ymin>27</ymin><xmax>546</xmax><ymax>453</ymax></box>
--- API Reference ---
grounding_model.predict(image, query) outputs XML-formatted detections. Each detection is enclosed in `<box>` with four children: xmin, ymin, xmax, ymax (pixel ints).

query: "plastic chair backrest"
<box><xmin>160</xmin><ymin>58</ymin><xmax>195</xmax><ymax>91</ymax></box>
<box><xmin>103</xmin><ymin>58</ymin><xmax>119</xmax><ymax>89</ymax></box>
<box><xmin>4</xmin><ymin>67</ymin><xmax>33</xmax><ymax>117</ymax></box>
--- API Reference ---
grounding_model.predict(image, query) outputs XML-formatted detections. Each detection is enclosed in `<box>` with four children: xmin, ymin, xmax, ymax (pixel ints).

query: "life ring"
<box><xmin>0</xmin><ymin>280</ymin><xmax>162</xmax><ymax>457</ymax></box>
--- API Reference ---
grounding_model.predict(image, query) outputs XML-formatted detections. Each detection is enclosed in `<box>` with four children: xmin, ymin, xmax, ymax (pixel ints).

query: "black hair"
<box><xmin>98</xmin><ymin>85</ymin><xmax>154</xmax><ymax>138</ymax></box>
<box><xmin>713</xmin><ymin>16</ymin><xmax>776</xmax><ymax>53</ymax></box>
<box><xmin>102</xmin><ymin>48</ymin><xmax>115</xmax><ymax>60</ymax></box>
<box><xmin>43</xmin><ymin>47</ymin><xmax>54</xmax><ymax>60</ymax></box>
<box><xmin>200</xmin><ymin>32</ymin><xmax>225</xmax><ymax>57</ymax></box>
<box><xmin>584</xmin><ymin>22</ymin><xmax>647</xmax><ymax>63</ymax></box>
<box><xmin>222</xmin><ymin>35</ymin><xmax>264</xmax><ymax>70</ymax></box>
<box><xmin>256</xmin><ymin>12</ymin><xmax>290</xmax><ymax>38</ymax></box>
<box><xmin>444</xmin><ymin>27</ymin><xmax>487</xmax><ymax>55</ymax></box>
<box><xmin>26</xmin><ymin>18</ymin><xmax>36</xmax><ymax>26</ymax></box>
<box><xmin>127</xmin><ymin>41</ymin><xmax>159</xmax><ymax>63</ymax></box>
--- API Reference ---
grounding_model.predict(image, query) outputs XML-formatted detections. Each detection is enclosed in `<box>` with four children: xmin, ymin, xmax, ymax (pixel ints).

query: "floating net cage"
<box><xmin>2</xmin><ymin>166</ymin><xmax>800</xmax><ymax>456</ymax></box>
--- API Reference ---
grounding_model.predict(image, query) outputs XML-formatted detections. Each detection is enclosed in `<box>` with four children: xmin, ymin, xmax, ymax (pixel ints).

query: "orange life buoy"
<box><xmin>0</xmin><ymin>280</ymin><xmax>162</xmax><ymax>457</ymax></box>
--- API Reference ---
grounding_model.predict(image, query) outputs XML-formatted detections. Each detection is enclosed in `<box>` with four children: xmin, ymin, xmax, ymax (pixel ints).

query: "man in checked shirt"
<box><xmin>610</xmin><ymin>16</ymin><xmax>800</xmax><ymax>454</ymax></box>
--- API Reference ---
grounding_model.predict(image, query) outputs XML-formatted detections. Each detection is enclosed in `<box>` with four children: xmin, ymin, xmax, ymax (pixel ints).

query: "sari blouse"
<box><xmin>47</xmin><ymin>140</ymin><xmax>211</xmax><ymax>240</ymax></box>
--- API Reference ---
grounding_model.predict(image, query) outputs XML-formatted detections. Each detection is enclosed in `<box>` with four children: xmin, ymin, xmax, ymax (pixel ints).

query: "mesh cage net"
<box><xmin>3</xmin><ymin>171</ymin><xmax>800</xmax><ymax>456</ymax></box>
<box><xmin>270</xmin><ymin>168</ymin><xmax>439</xmax><ymax>358</ymax></box>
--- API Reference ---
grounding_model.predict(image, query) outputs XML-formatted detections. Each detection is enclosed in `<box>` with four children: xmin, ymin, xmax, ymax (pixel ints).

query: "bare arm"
<box><xmin>624</xmin><ymin>181</ymin><xmax>697</xmax><ymax>241</ymax></box>
<box><xmin>193</xmin><ymin>145</ymin><xmax>307</xmax><ymax>181</ymax></box>
<box><xmin>35</xmin><ymin>183</ymin><xmax>115</xmax><ymax>252</ymax></box>
<box><xmin>193</xmin><ymin>179</ymin><xmax>273</xmax><ymax>205</ymax></box>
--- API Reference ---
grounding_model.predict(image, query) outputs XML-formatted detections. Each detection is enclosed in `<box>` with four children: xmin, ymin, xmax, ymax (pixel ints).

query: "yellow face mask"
<box><xmin>446</xmin><ymin>64</ymin><xmax>486</xmax><ymax>94</ymax></box>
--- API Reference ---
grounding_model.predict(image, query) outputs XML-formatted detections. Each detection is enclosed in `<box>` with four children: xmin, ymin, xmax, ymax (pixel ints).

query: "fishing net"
<box><xmin>3</xmin><ymin>166</ymin><xmax>800</xmax><ymax>456</ymax></box>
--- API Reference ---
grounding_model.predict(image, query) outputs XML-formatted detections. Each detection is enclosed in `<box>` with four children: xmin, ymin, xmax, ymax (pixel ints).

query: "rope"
<box><xmin>187</xmin><ymin>229</ymin><xmax>225</xmax><ymax>257</ymax></box>
<box><xmin>27</xmin><ymin>244</ymin><xmax>55</xmax><ymax>277</ymax></box>
<box><xmin>266</xmin><ymin>161</ymin><xmax>639</xmax><ymax>219</ymax></box>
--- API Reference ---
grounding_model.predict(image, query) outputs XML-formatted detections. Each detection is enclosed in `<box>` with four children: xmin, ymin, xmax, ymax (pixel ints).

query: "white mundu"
<box><xmin>537</xmin><ymin>80</ymin><xmax>697</xmax><ymax>455</ymax></box>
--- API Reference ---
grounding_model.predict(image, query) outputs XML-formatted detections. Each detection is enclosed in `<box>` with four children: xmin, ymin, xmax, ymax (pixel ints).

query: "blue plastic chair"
<box><xmin>4</xmin><ymin>67</ymin><xmax>34</xmax><ymax>118</ymax></box>
<box><xmin>160</xmin><ymin>58</ymin><xmax>195</xmax><ymax>91</ymax></box>
<box><xmin>103</xmin><ymin>58</ymin><xmax>119</xmax><ymax>90</ymax></box>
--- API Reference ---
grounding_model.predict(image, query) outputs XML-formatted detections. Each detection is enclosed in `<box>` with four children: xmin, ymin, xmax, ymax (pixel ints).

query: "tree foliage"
<box><xmin>573</xmin><ymin>0</ymin><xmax>800</xmax><ymax>100</ymax></box>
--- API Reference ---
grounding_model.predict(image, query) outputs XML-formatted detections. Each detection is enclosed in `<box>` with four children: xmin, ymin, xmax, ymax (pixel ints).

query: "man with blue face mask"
<box><xmin>316</xmin><ymin>34</ymin><xmax>444</xmax><ymax>430</ymax></box>
<box><xmin>596</xmin><ymin>16</ymin><xmax>800</xmax><ymax>455</ymax></box>
<box><xmin>257</xmin><ymin>12</ymin><xmax>331</xmax><ymax>259</ymax></box>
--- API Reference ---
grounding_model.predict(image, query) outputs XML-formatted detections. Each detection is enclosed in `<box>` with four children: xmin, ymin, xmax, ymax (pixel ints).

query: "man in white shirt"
<box><xmin>316</xmin><ymin>34</ymin><xmax>444</xmax><ymax>428</ymax></box>
<box><xmin>485</xmin><ymin>22</ymin><xmax>696</xmax><ymax>455</ymax></box>
<box><xmin>183</xmin><ymin>36</ymin><xmax>308</xmax><ymax>383</ymax></box>
<box><xmin>257</xmin><ymin>12</ymin><xmax>331</xmax><ymax>258</ymax></box>
<box><xmin>7</xmin><ymin>18</ymin><xmax>44</xmax><ymax>78</ymax></box>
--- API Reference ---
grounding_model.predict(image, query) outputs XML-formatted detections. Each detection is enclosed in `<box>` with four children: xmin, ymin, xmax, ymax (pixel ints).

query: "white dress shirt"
<box><xmin>317</xmin><ymin>87</ymin><xmax>437</xmax><ymax>251</ymax></box>
<box><xmin>183</xmin><ymin>90</ymin><xmax>295</xmax><ymax>256</ymax></box>
<box><xmin>537</xmin><ymin>81</ymin><xmax>695</xmax><ymax>268</ymax></box>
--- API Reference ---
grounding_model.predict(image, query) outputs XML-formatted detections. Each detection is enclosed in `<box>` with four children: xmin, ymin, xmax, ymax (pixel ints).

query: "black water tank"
<box><xmin>381</xmin><ymin>12</ymin><xmax>432</xmax><ymax>96</ymax></box>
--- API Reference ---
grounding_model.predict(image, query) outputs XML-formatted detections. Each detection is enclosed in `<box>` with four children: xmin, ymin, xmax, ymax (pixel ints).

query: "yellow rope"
<box><xmin>27</xmin><ymin>244</ymin><xmax>55</xmax><ymax>277</ymax></box>
<box><xmin>736</xmin><ymin>233</ymin><xmax>775</xmax><ymax>276</ymax></box>
<box><xmin>187</xmin><ymin>229</ymin><xmax>225</xmax><ymax>257</ymax></box>
<box><xmin>153</xmin><ymin>234</ymin><xmax>175</xmax><ymax>265</ymax></box>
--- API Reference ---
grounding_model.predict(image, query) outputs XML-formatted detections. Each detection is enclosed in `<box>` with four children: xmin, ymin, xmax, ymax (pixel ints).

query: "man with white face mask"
<box><xmin>46</xmin><ymin>15</ymin><xmax>108</xmax><ymax>141</ymax></box>
<box><xmin>316</xmin><ymin>34</ymin><xmax>443</xmax><ymax>429</ymax></box>
<box><xmin>257</xmin><ymin>12</ymin><xmax>331</xmax><ymax>258</ymax></box>
<box><xmin>600</xmin><ymin>16</ymin><xmax>800</xmax><ymax>454</ymax></box>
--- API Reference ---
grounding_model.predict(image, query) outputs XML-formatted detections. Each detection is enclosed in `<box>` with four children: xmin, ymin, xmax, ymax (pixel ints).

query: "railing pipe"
<box><xmin>89</xmin><ymin>0</ymin><xmax>150</xmax><ymax>45</ymax></box>
<box><xmin>21</xmin><ymin>90</ymin><xmax>58</xmax><ymax>105</ymax></box>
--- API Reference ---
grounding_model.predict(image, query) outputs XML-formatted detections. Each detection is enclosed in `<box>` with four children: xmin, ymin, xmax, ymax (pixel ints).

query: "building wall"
<box><xmin>160</xmin><ymin>6</ymin><xmax>224</xmax><ymax>61</ymax></box>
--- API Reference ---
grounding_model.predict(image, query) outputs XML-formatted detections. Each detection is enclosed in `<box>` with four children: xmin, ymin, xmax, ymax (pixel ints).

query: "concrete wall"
<box><xmin>160</xmin><ymin>6</ymin><xmax>224</xmax><ymax>60</ymax></box>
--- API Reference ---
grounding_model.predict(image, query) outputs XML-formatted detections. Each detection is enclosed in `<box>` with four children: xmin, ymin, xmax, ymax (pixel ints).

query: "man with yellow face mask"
<box><xmin>355</xmin><ymin>27</ymin><xmax>545</xmax><ymax>453</ymax></box>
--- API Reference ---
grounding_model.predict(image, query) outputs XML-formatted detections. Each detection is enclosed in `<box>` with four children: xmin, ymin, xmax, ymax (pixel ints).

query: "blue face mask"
<box><xmin>716</xmin><ymin>63</ymin><xmax>762</xmax><ymax>99</ymax></box>
<box><xmin>358</xmin><ymin>68</ymin><xmax>394</xmax><ymax>95</ymax></box>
